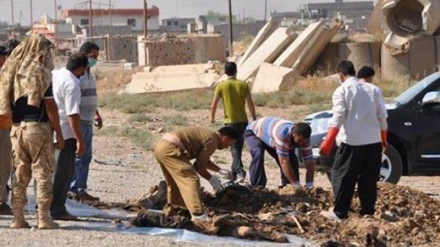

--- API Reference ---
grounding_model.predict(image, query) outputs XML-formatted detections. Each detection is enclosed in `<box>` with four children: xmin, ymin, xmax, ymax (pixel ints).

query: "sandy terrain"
<box><xmin>1</xmin><ymin>106</ymin><xmax>439</xmax><ymax>247</ymax></box>
<box><xmin>1</xmin><ymin>65</ymin><xmax>439</xmax><ymax>246</ymax></box>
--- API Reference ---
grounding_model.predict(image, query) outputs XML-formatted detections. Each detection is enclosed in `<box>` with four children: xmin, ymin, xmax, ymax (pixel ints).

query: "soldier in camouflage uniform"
<box><xmin>0</xmin><ymin>34</ymin><xmax>64</xmax><ymax>229</ymax></box>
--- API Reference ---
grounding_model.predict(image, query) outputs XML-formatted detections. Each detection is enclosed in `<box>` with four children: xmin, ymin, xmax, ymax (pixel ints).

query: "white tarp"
<box><xmin>21</xmin><ymin>194</ymin><xmax>313</xmax><ymax>246</ymax></box>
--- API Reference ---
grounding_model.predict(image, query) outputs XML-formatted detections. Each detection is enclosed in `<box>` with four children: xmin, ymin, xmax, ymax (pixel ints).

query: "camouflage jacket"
<box><xmin>0</xmin><ymin>34</ymin><xmax>54</xmax><ymax>115</ymax></box>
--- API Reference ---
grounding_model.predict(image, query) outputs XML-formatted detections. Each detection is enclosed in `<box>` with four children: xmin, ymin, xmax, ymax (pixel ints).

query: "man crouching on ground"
<box><xmin>154</xmin><ymin>126</ymin><xmax>239</xmax><ymax>222</ymax></box>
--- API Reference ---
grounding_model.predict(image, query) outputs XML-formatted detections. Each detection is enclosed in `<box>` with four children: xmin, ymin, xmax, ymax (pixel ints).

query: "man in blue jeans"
<box><xmin>244</xmin><ymin>117</ymin><xmax>315</xmax><ymax>188</ymax></box>
<box><xmin>69</xmin><ymin>42</ymin><xmax>102</xmax><ymax>201</ymax></box>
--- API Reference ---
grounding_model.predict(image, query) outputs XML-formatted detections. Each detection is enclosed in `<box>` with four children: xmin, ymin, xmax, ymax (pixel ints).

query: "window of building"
<box><xmin>127</xmin><ymin>18</ymin><xmax>136</xmax><ymax>27</ymax></box>
<box><xmin>167</xmin><ymin>20</ymin><xmax>172</xmax><ymax>26</ymax></box>
<box><xmin>173</xmin><ymin>21</ymin><xmax>178</xmax><ymax>26</ymax></box>
<box><xmin>80</xmin><ymin>19</ymin><xmax>89</xmax><ymax>25</ymax></box>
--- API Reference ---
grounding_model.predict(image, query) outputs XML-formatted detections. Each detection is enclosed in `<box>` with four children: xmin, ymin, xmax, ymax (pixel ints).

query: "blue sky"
<box><xmin>0</xmin><ymin>0</ymin><xmax>373</xmax><ymax>25</ymax></box>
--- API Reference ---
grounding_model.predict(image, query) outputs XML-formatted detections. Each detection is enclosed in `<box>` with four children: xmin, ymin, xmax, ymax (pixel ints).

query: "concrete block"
<box><xmin>273</xmin><ymin>21</ymin><xmax>324</xmax><ymax>68</ymax></box>
<box><xmin>292</xmin><ymin>20</ymin><xmax>342</xmax><ymax>76</ymax></box>
<box><xmin>123</xmin><ymin>64</ymin><xmax>219</xmax><ymax>94</ymax></box>
<box><xmin>237</xmin><ymin>27</ymin><xmax>298</xmax><ymax>82</ymax></box>
<box><xmin>237</xmin><ymin>19</ymin><xmax>280</xmax><ymax>67</ymax></box>
<box><xmin>252</xmin><ymin>63</ymin><xmax>300</xmax><ymax>93</ymax></box>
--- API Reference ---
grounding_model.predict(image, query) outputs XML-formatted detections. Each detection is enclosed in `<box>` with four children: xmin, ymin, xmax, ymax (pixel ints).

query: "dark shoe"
<box><xmin>52</xmin><ymin>213</ymin><xmax>79</xmax><ymax>221</ymax></box>
<box><xmin>0</xmin><ymin>202</ymin><xmax>13</xmax><ymax>215</ymax></box>
<box><xmin>80</xmin><ymin>192</ymin><xmax>100</xmax><ymax>202</ymax></box>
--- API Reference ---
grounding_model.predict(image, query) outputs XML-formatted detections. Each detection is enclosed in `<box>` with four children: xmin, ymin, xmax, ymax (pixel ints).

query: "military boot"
<box><xmin>38</xmin><ymin>208</ymin><xmax>60</xmax><ymax>229</ymax></box>
<box><xmin>10</xmin><ymin>209</ymin><xmax>30</xmax><ymax>229</ymax></box>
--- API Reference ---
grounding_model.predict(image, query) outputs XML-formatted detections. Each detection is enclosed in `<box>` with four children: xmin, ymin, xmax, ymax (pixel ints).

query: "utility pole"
<box><xmin>54</xmin><ymin>0</ymin><xmax>58</xmax><ymax>45</ymax></box>
<box><xmin>264</xmin><ymin>0</ymin><xmax>268</xmax><ymax>21</ymax></box>
<box><xmin>30</xmin><ymin>0</ymin><xmax>34</xmax><ymax>33</ymax></box>
<box><xmin>89</xmin><ymin>0</ymin><xmax>93</xmax><ymax>38</ymax></box>
<box><xmin>228</xmin><ymin>0</ymin><xmax>233</xmax><ymax>56</ymax></box>
<box><xmin>109</xmin><ymin>0</ymin><xmax>113</xmax><ymax>36</ymax></box>
<box><xmin>143</xmin><ymin>0</ymin><xmax>148</xmax><ymax>39</ymax></box>
<box><xmin>10</xmin><ymin>0</ymin><xmax>14</xmax><ymax>35</ymax></box>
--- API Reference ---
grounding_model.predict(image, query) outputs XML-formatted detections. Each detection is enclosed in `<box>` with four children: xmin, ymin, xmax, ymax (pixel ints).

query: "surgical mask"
<box><xmin>88</xmin><ymin>58</ymin><xmax>97</xmax><ymax>68</ymax></box>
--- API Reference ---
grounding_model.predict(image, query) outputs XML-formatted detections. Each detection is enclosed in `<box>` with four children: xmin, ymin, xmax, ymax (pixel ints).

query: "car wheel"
<box><xmin>381</xmin><ymin>144</ymin><xmax>403</xmax><ymax>184</ymax></box>
<box><xmin>325</xmin><ymin>144</ymin><xmax>403</xmax><ymax>184</ymax></box>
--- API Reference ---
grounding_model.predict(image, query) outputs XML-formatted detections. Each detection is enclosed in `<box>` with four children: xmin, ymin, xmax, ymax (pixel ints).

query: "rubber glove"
<box><xmin>320</xmin><ymin>127</ymin><xmax>339</xmax><ymax>156</ymax></box>
<box><xmin>218</xmin><ymin>169</ymin><xmax>233</xmax><ymax>180</ymax></box>
<box><xmin>381</xmin><ymin>130</ymin><xmax>388</xmax><ymax>152</ymax></box>
<box><xmin>209</xmin><ymin>175</ymin><xmax>223</xmax><ymax>192</ymax></box>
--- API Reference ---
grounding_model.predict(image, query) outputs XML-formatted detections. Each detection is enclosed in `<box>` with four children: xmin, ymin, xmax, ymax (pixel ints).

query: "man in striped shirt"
<box><xmin>69</xmin><ymin>42</ymin><xmax>102</xmax><ymax>202</ymax></box>
<box><xmin>244</xmin><ymin>117</ymin><xmax>315</xmax><ymax>188</ymax></box>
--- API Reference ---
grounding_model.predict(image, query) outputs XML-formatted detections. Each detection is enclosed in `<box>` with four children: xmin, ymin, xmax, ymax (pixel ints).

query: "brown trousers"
<box><xmin>154</xmin><ymin>139</ymin><xmax>203</xmax><ymax>215</ymax></box>
<box><xmin>10</xmin><ymin>122</ymin><xmax>55</xmax><ymax>211</ymax></box>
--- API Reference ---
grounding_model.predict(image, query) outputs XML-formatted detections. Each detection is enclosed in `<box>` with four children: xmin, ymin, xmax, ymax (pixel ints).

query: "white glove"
<box><xmin>218</xmin><ymin>169</ymin><xmax>233</xmax><ymax>180</ymax></box>
<box><xmin>209</xmin><ymin>175</ymin><xmax>223</xmax><ymax>192</ymax></box>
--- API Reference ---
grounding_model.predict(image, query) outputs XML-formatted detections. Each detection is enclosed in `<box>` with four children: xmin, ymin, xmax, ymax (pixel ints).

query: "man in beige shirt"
<box><xmin>154</xmin><ymin>126</ymin><xmax>239</xmax><ymax>222</ymax></box>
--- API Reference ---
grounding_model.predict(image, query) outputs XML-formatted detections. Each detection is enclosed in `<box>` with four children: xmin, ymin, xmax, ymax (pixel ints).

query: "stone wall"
<box><xmin>138</xmin><ymin>34</ymin><xmax>226</xmax><ymax>66</ymax></box>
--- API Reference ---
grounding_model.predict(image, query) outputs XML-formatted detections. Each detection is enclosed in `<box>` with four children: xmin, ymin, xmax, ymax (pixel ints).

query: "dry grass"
<box><xmin>96</xmin><ymin>125</ymin><xmax>155</xmax><ymax>151</ymax></box>
<box><xmin>253</xmin><ymin>75</ymin><xmax>339</xmax><ymax>108</ymax></box>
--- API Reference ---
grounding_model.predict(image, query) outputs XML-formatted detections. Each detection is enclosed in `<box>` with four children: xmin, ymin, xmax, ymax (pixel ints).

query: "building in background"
<box><xmin>161</xmin><ymin>18</ymin><xmax>194</xmax><ymax>32</ymax></box>
<box><xmin>61</xmin><ymin>6</ymin><xmax>160</xmax><ymax>33</ymax></box>
<box><xmin>299</xmin><ymin>0</ymin><xmax>373</xmax><ymax>31</ymax></box>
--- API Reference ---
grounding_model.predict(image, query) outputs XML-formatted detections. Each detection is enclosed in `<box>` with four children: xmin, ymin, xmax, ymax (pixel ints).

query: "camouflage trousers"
<box><xmin>0</xmin><ymin>130</ymin><xmax>12</xmax><ymax>203</ymax></box>
<box><xmin>10</xmin><ymin>122</ymin><xmax>55</xmax><ymax>210</ymax></box>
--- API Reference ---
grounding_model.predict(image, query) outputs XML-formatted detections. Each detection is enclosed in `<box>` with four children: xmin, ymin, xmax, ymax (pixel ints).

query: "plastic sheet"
<box><xmin>22</xmin><ymin>193</ymin><xmax>313</xmax><ymax>246</ymax></box>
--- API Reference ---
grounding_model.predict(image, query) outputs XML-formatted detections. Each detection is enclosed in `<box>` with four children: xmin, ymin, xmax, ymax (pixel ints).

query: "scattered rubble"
<box><xmin>74</xmin><ymin>182</ymin><xmax>440</xmax><ymax>245</ymax></box>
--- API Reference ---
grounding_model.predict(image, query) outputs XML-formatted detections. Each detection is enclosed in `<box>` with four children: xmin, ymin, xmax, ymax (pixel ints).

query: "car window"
<box><xmin>395</xmin><ymin>72</ymin><xmax>440</xmax><ymax>105</ymax></box>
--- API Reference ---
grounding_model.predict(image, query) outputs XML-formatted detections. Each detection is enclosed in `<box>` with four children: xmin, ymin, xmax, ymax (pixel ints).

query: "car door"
<box><xmin>415</xmin><ymin>90</ymin><xmax>440</xmax><ymax>164</ymax></box>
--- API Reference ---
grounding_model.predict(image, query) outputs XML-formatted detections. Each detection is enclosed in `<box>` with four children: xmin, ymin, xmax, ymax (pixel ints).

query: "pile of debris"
<box><xmin>75</xmin><ymin>181</ymin><xmax>440</xmax><ymax>245</ymax></box>
<box><xmin>115</xmin><ymin>182</ymin><xmax>439</xmax><ymax>245</ymax></box>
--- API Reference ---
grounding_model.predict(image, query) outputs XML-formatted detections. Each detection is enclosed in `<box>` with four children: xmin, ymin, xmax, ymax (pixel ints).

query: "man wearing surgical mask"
<box><xmin>69</xmin><ymin>42</ymin><xmax>103</xmax><ymax>202</ymax></box>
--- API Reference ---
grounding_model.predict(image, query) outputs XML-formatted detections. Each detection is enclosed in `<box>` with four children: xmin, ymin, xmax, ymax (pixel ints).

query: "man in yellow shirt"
<box><xmin>210</xmin><ymin>62</ymin><xmax>256</xmax><ymax>182</ymax></box>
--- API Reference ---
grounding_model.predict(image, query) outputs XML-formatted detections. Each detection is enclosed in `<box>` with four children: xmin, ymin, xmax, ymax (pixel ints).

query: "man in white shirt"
<box><xmin>320</xmin><ymin>60</ymin><xmax>388</xmax><ymax>221</ymax></box>
<box><xmin>50</xmin><ymin>53</ymin><xmax>88</xmax><ymax>221</ymax></box>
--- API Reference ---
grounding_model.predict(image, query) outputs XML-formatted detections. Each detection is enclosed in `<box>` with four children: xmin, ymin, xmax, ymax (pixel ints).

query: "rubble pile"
<box><xmin>76</xmin><ymin>182</ymin><xmax>440</xmax><ymax>245</ymax></box>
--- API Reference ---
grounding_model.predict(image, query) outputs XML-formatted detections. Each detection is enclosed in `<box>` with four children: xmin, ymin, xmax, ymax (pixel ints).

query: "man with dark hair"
<box><xmin>0</xmin><ymin>45</ymin><xmax>7</xmax><ymax>68</ymax></box>
<box><xmin>0</xmin><ymin>34</ymin><xmax>63</xmax><ymax>229</ymax></box>
<box><xmin>0</xmin><ymin>40</ymin><xmax>21</xmax><ymax>215</ymax></box>
<box><xmin>210</xmin><ymin>61</ymin><xmax>256</xmax><ymax>183</ymax></box>
<box><xmin>244</xmin><ymin>117</ymin><xmax>315</xmax><ymax>188</ymax></box>
<box><xmin>357</xmin><ymin>66</ymin><xmax>375</xmax><ymax>83</ymax></box>
<box><xmin>154</xmin><ymin>126</ymin><xmax>237</xmax><ymax>222</ymax></box>
<box><xmin>69</xmin><ymin>42</ymin><xmax>102</xmax><ymax>202</ymax></box>
<box><xmin>4</xmin><ymin>39</ymin><xmax>21</xmax><ymax>56</ymax></box>
<box><xmin>320</xmin><ymin>60</ymin><xmax>388</xmax><ymax>221</ymax></box>
<box><xmin>50</xmin><ymin>53</ymin><xmax>88</xmax><ymax>221</ymax></box>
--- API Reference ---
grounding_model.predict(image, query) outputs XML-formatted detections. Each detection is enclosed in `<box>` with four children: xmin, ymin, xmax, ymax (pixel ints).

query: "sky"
<box><xmin>0</xmin><ymin>0</ymin><xmax>374</xmax><ymax>25</ymax></box>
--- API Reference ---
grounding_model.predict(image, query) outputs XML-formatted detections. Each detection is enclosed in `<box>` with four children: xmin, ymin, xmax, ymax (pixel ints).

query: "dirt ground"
<box><xmin>1</xmin><ymin>67</ymin><xmax>440</xmax><ymax>246</ymax></box>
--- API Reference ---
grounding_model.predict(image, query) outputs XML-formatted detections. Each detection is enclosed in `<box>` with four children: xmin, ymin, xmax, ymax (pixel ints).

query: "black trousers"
<box><xmin>51</xmin><ymin>138</ymin><xmax>76</xmax><ymax>217</ymax></box>
<box><xmin>225</xmin><ymin>122</ymin><xmax>248</xmax><ymax>179</ymax></box>
<box><xmin>331</xmin><ymin>142</ymin><xmax>381</xmax><ymax>218</ymax></box>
